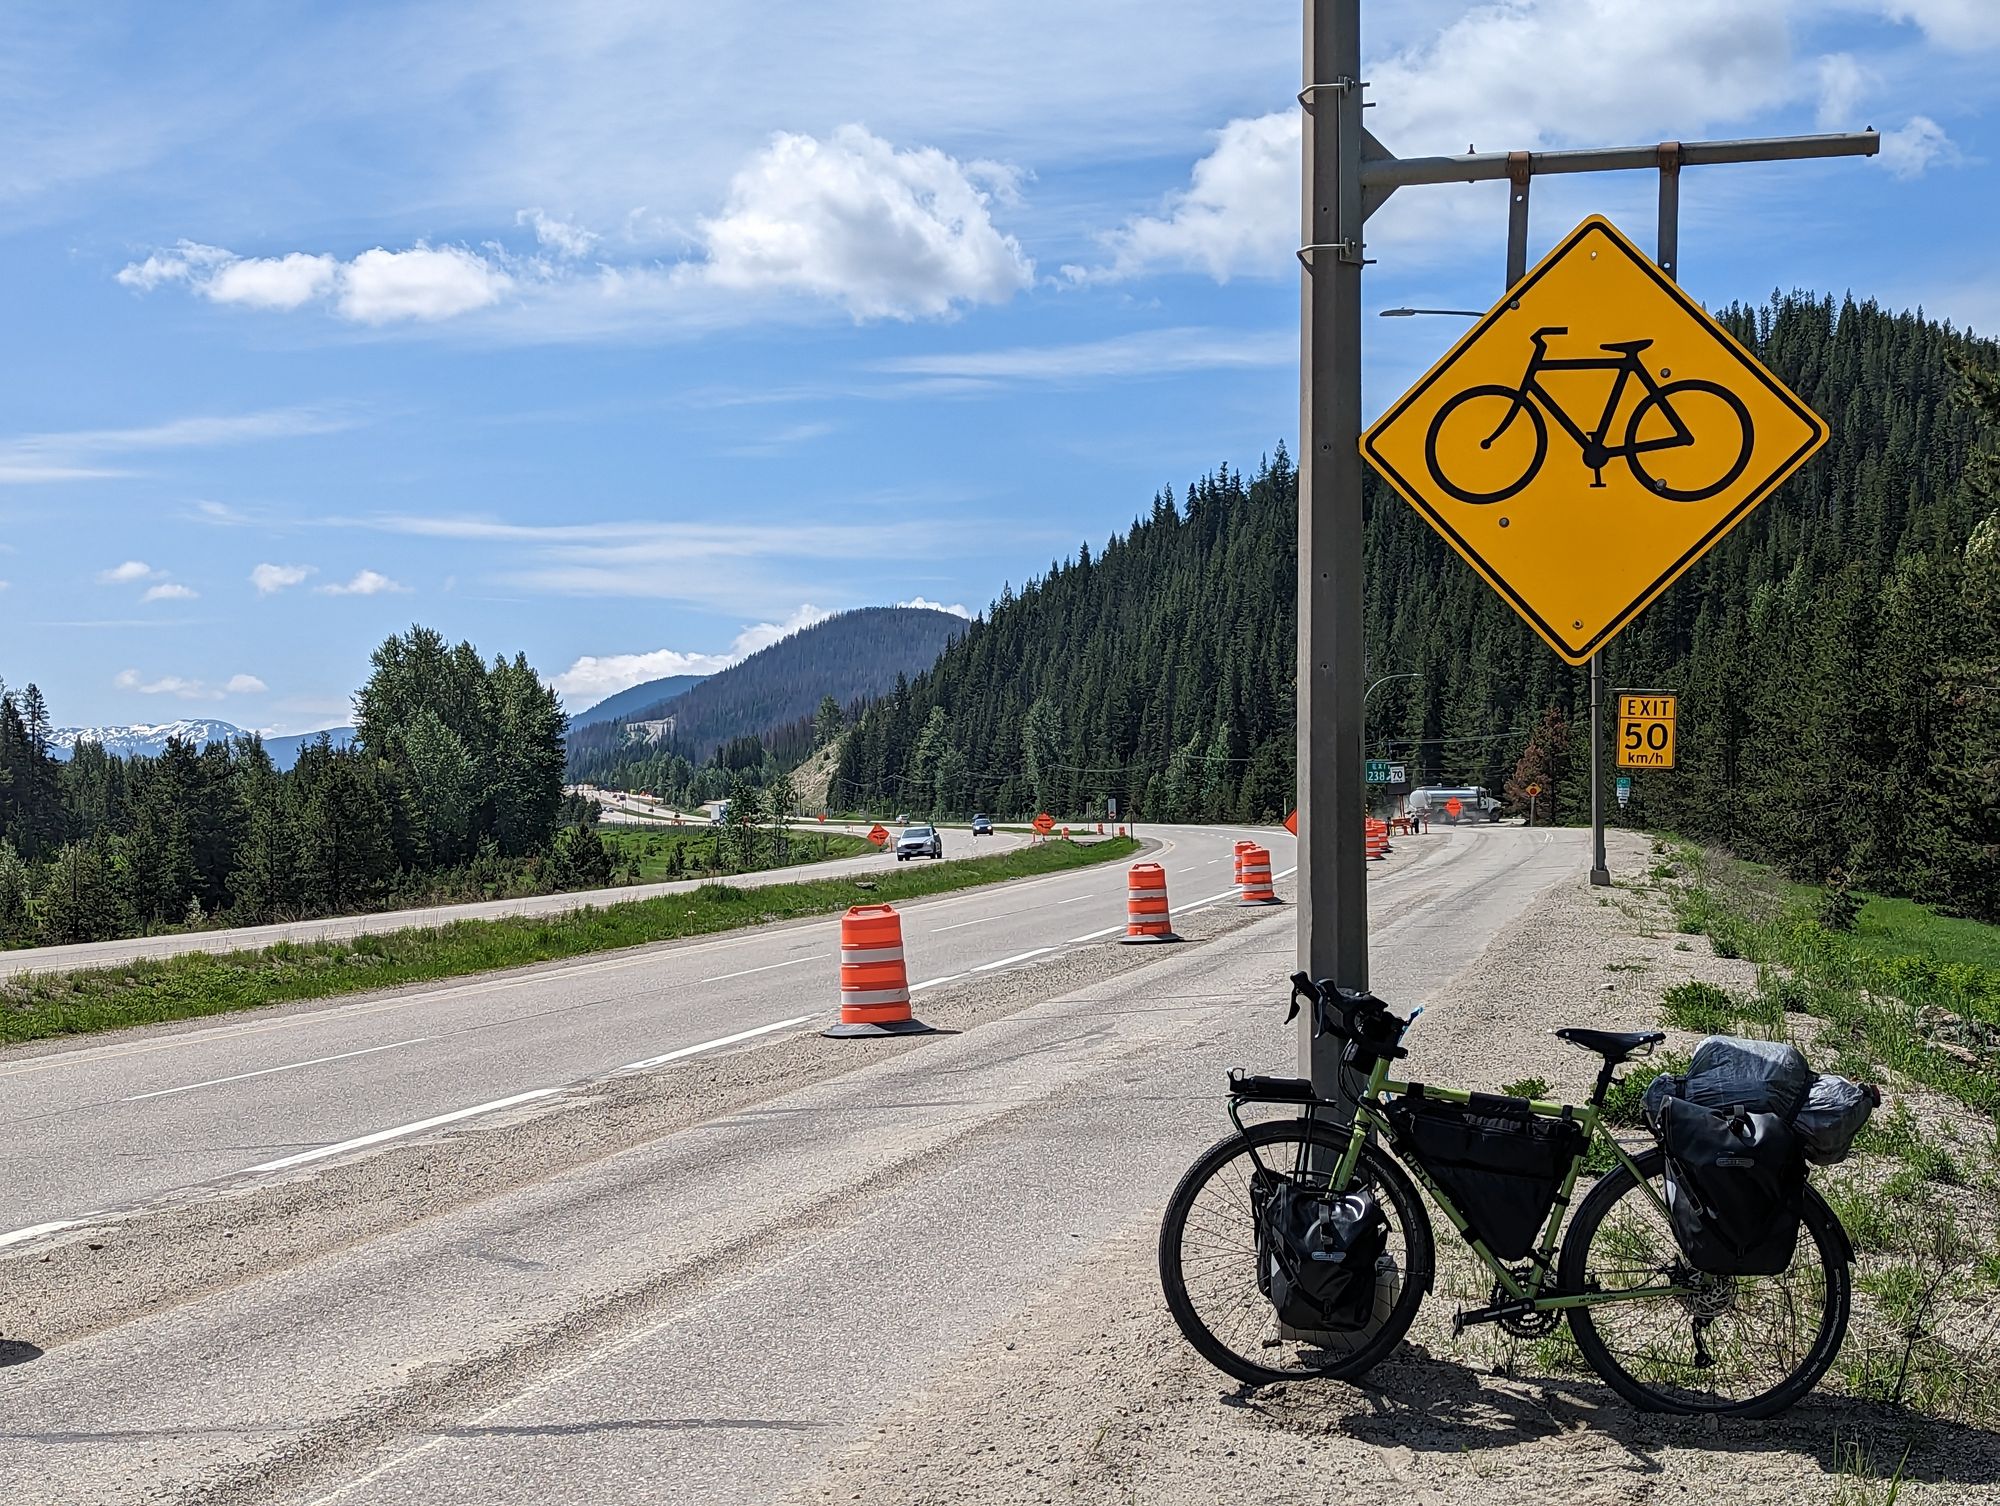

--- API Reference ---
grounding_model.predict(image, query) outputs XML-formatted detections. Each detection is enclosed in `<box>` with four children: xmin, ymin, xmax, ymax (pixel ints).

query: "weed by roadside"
<box><xmin>0</xmin><ymin>837</ymin><xmax>1141</xmax><ymax>1045</ymax></box>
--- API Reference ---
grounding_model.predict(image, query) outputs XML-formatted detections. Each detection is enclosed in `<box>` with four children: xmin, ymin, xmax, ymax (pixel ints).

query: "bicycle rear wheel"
<box><xmin>1559</xmin><ymin>1145</ymin><xmax>1850</xmax><ymax>1416</ymax></box>
<box><xmin>1158</xmin><ymin>1118</ymin><xmax>1433</xmax><ymax>1385</ymax></box>
<box><xmin>1424</xmin><ymin>385</ymin><xmax>1548</xmax><ymax>505</ymax></box>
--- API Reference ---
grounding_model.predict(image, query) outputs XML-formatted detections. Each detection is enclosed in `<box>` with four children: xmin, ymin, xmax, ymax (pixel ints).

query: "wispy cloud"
<box><xmin>114</xmin><ymin>667</ymin><xmax>264</xmax><ymax>701</ymax></box>
<box><xmin>316</xmin><ymin>568</ymin><xmax>408</xmax><ymax>596</ymax></box>
<box><xmin>251</xmin><ymin>562</ymin><xmax>315</xmax><ymax>594</ymax></box>
<box><xmin>722</xmin><ymin>420</ymin><xmax>837</xmax><ymax>457</ymax></box>
<box><xmin>553</xmin><ymin>604</ymin><xmax>832</xmax><ymax>705</ymax></box>
<box><xmin>97</xmin><ymin>559</ymin><xmax>158</xmax><ymax>584</ymax></box>
<box><xmin>141</xmin><ymin>582</ymin><xmax>199</xmax><ymax>603</ymax></box>
<box><xmin>871</xmin><ymin>327</ymin><xmax>1292</xmax><ymax>384</ymax></box>
<box><xmin>0</xmin><ymin>406</ymin><xmax>358</xmax><ymax>485</ymax></box>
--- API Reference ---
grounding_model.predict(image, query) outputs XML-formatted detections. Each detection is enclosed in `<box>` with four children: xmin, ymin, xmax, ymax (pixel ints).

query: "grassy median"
<box><xmin>0</xmin><ymin>837</ymin><xmax>1141</xmax><ymax>1046</ymax></box>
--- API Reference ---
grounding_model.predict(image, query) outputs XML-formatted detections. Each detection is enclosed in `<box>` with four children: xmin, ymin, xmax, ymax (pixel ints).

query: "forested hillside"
<box><xmin>566</xmin><ymin>605</ymin><xmax>966</xmax><ymax>788</ymax></box>
<box><xmin>567</xmin><ymin>674</ymin><xmax>706</xmax><ymax>730</ymax></box>
<box><xmin>836</xmin><ymin>293</ymin><xmax>2000</xmax><ymax>919</ymax></box>
<box><xmin>0</xmin><ymin>628</ymin><xmax>612</xmax><ymax>947</ymax></box>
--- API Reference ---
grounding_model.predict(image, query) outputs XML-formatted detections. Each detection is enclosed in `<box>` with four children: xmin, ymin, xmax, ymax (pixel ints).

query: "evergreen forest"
<box><xmin>0</xmin><ymin>627</ymin><xmax>612</xmax><ymax>947</ymax></box>
<box><xmin>835</xmin><ymin>293</ymin><xmax>2000</xmax><ymax>920</ymax></box>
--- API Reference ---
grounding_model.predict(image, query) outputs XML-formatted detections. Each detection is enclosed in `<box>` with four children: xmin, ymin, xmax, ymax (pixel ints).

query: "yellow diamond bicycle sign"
<box><xmin>1362</xmin><ymin>214</ymin><xmax>1828</xmax><ymax>665</ymax></box>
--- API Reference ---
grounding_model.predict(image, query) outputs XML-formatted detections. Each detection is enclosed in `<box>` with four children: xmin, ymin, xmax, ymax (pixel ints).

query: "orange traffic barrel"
<box><xmin>824</xmin><ymin>904</ymin><xmax>934</xmax><ymax>1037</ymax></box>
<box><xmin>1365</xmin><ymin>821</ymin><xmax>1388</xmax><ymax>861</ymax></box>
<box><xmin>1233</xmin><ymin>839</ymin><xmax>1256</xmax><ymax>885</ymax></box>
<box><xmin>1120</xmin><ymin>862</ymin><xmax>1180</xmax><ymax>943</ymax></box>
<box><xmin>1238</xmin><ymin>845</ymin><xmax>1279</xmax><ymax>905</ymax></box>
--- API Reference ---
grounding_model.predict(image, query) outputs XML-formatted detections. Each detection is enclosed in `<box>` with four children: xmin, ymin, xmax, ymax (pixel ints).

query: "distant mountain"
<box><xmin>50</xmin><ymin>720</ymin><xmax>354</xmax><ymax>770</ymax></box>
<box><xmin>567</xmin><ymin>605</ymin><xmax>967</xmax><ymax>778</ymax></box>
<box><xmin>262</xmin><ymin>726</ymin><xmax>357</xmax><ymax>769</ymax></box>
<box><xmin>49</xmin><ymin>719</ymin><xmax>246</xmax><ymax>761</ymax></box>
<box><xmin>567</xmin><ymin>674</ymin><xmax>707</xmax><ymax>729</ymax></box>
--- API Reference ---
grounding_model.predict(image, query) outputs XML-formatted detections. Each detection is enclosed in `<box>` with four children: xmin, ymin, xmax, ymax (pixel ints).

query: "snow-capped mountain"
<box><xmin>47</xmin><ymin>721</ymin><xmax>355</xmax><ymax>768</ymax></box>
<box><xmin>48</xmin><ymin>719</ymin><xmax>247</xmax><ymax>760</ymax></box>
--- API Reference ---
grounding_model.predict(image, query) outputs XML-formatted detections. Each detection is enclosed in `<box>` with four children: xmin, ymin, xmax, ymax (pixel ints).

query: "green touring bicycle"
<box><xmin>1158</xmin><ymin>976</ymin><xmax>1858</xmax><ymax>1416</ymax></box>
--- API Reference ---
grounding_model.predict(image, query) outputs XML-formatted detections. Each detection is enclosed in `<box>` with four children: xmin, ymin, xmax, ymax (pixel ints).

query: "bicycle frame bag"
<box><xmin>1658</xmin><ymin>1096</ymin><xmax>1805</xmax><ymax>1276</ymax></box>
<box><xmin>1793</xmin><ymin>1074</ymin><xmax>1878</xmax><ymax>1166</ymax></box>
<box><xmin>1253</xmin><ymin>1178</ymin><xmax>1387</xmax><ymax>1334</ymax></box>
<box><xmin>1384</xmin><ymin>1090</ymin><xmax>1584</xmax><ymax>1260</ymax></box>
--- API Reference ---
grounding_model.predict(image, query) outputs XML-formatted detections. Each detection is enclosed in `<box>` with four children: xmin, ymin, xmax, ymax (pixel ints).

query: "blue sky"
<box><xmin>3</xmin><ymin>1</ymin><xmax>1994</xmax><ymax>730</ymax></box>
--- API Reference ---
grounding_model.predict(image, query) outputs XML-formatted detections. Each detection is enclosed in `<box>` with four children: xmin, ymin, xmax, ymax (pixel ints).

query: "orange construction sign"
<box><xmin>865</xmin><ymin>824</ymin><xmax>890</xmax><ymax>846</ymax></box>
<box><xmin>1445</xmin><ymin>797</ymin><xmax>1464</xmax><ymax>819</ymax></box>
<box><xmin>1032</xmin><ymin>813</ymin><xmax>1056</xmax><ymax>834</ymax></box>
<box><xmin>1283</xmin><ymin>810</ymin><xmax>1298</xmax><ymax>836</ymax></box>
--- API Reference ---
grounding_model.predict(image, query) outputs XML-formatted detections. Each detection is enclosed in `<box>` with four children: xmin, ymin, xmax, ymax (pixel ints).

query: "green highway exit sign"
<box><xmin>1366</xmin><ymin>760</ymin><xmax>1406</xmax><ymax>784</ymax></box>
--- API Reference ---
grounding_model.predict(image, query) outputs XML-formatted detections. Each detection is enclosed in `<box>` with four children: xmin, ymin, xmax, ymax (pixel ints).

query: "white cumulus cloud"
<box><xmin>205</xmin><ymin>252</ymin><xmax>340</xmax><ymax>310</ymax></box>
<box><xmin>518</xmin><ymin>208</ymin><xmax>600</xmax><ymax>259</ymax></box>
<box><xmin>896</xmin><ymin>596</ymin><xmax>971</xmax><ymax>619</ymax></box>
<box><xmin>114</xmin><ymin>669</ymin><xmax>225</xmax><ymax>701</ymax></box>
<box><xmin>1879</xmin><ymin>115</ymin><xmax>1960</xmax><ymax>177</ymax></box>
<box><xmin>317</xmin><ymin>568</ymin><xmax>408</xmax><ymax>596</ymax></box>
<box><xmin>251</xmin><ymin>562</ymin><xmax>315</xmax><ymax>594</ymax></box>
<box><xmin>697</xmin><ymin>125</ymin><xmax>1034</xmax><ymax>319</ymax></box>
<box><xmin>1876</xmin><ymin>0</ymin><xmax>2000</xmax><ymax>51</ymax></box>
<box><xmin>141</xmin><ymin>582</ymin><xmax>199</xmax><ymax>602</ymax></box>
<box><xmin>98</xmin><ymin>559</ymin><xmax>157</xmax><ymax>583</ymax></box>
<box><xmin>554</xmin><ymin>604</ymin><xmax>833</xmax><ymax>707</ymax></box>
<box><xmin>337</xmin><ymin>245</ymin><xmax>513</xmax><ymax>323</ymax></box>
<box><xmin>225</xmin><ymin>674</ymin><xmax>268</xmax><ymax>694</ymax></box>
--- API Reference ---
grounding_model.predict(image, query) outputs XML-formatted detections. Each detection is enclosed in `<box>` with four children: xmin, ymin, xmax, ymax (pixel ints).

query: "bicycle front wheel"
<box><xmin>1158</xmin><ymin>1118</ymin><xmax>1433</xmax><ymax>1385</ymax></box>
<box><xmin>1559</xmin><ymin>1146</ymin><xmax>1850</xmax><ymax>1416</ymax></box>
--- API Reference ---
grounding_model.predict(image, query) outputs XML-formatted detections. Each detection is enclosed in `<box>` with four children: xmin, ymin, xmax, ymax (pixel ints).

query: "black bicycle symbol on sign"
<box><xmin>1423</xmin><ymin>327</ymin><xmax>1754</xmax><ymax>506</ymax></box>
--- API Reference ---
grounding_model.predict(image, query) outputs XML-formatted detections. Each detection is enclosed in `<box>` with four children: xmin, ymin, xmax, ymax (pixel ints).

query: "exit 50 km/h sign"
<box><xmin>1617</xmin><ymin>692</ymin><xmax>1677</xmax><ymax>769</ymax></box>
<box><xmin>1362</xmin><ymin>215</ymin><xmax>1829</xmax><ymax>665</ymax></box>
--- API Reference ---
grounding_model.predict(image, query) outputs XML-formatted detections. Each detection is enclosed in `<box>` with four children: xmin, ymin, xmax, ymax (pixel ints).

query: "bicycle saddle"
<box><xmin>1553</xmin><ymin>1027</ymin><xmax>1666</xmax><ymax>1061</ymax></box>
<box><xmin>1598</xmin><ymin>338</ymin><xmax>1653</xmax><ymax>354</ymax></box>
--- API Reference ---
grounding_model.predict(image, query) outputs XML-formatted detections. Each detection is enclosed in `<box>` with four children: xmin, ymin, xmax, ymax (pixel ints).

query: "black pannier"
<box><xmin>1254</xmin><ymin>1178</ymin><xmax>1388</xmax><ymax>1333</ymax></box>
<box><xmin>1657</xmin><ymin>1096</ymin><xmax>1806</xmax><ymax>1276</ymax></box>
<box><xmin>1385</xmin><ymin>1091</ymin><xmax>1585</xmax><ymax>1259</ymax></box>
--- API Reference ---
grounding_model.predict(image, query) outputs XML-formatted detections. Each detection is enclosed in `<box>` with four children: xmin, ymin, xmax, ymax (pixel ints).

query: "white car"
<box><xmin>894</xmin><ymin>824</ymin><xmax>944</xmax><ymax>860</ymax></box>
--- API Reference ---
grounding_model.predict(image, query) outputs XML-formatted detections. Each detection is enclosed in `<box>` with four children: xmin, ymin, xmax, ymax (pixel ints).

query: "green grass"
<box><xmin>600</xmin><ymin>824</ymin><xmax>874</xmax><ymax>879</ymax></box>
<box><xmin>0</xmin><ymin>836</ymin><xmax>1142</xmax><ymax>1046</ymax></box>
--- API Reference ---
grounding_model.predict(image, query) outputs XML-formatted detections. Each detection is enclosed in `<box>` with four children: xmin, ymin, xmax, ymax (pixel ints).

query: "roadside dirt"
<box><xmin>781</xmin><ymin>831</ymin><xmax>2000</xmax><ymax>1506</ymax></box>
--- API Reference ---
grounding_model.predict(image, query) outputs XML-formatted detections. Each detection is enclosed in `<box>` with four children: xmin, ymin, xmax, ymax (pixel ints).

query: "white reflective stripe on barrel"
<box><xmin>839</xmin><ymin>946</ymin><xmax>906</xmax><ymax>964</ymax></box>
<box><xmin>840</xmin><ymin>986</ymin><xmax>912</xmax><ymax>1005</ymax></box>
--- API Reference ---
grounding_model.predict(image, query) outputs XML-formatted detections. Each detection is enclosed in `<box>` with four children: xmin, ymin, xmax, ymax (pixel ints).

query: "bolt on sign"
<box><xmin>1616</xmin><ymin>692</ymin><xmax>1677</xmax><ymax>769</ymax></box>
<box><xmin>1362</xmin><ymin>215</ymin><xmax>1829</xmax><ymax>665</ymax></box>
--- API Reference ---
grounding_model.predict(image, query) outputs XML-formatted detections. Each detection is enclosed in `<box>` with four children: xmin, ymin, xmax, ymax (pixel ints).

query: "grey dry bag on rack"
<box><xmin>1254</xmin><ymin>1179</ymin><xmax>1387</xmax><ymax>1333</ymax></box>
<box><xmin>1656</xmin><ymin>1096</ymin><xmax>1806</xmax><ymax>1277</ymax></box>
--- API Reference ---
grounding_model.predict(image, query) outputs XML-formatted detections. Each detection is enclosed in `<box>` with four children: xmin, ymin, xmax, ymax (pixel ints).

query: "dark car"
<box><xmin>971</xmin><ymin>814</ymin><xmax>993</xmax><ymax>835</ymax></box>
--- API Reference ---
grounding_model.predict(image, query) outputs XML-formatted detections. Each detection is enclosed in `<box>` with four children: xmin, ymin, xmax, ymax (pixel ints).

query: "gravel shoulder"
<box><xmin>778</xmin><ymin>829</ymin><xmax>2000</xmax><ymax>1506</ymax></box>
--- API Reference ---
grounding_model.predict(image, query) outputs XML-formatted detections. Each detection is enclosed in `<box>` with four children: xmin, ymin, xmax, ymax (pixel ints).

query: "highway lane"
<box><xmin>0</xmin><ymin>823</ymin><xmax>1590</xmax><ymax>1506</ymax></box>
<box><xmin>0</xmin><ymin>822</ymin><xmax>1284</xmax><ymax>1238</ymax></box>
<box><xmin>0</xmin><ymin>820</ymin><xmax>1027</xmax><ymax>980</ymax></box>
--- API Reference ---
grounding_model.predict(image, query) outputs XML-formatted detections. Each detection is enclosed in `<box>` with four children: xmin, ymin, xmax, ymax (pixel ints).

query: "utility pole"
<box><xmin>1295</xmin><ymin>0</ymin><xmax>1876</xmax><ymax>1103</ymax></box>
<box><xmin>1296</xmin><ymin>0</ymin><xmax>1369</xmax><ymax>1111</ymax></box>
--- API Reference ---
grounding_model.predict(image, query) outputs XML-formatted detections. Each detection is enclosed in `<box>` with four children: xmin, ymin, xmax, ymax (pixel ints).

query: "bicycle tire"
<box><xmin>1424</xmin><ymin>384</ymin><xmax>1548</xmax><ymax>505</ymax></box>
<box><xmin>1559</xmin><ymin>1145</ymin><xmax>1850</xmax><ymax>1417</ymax></box>
<box><xmin>1624</xmin><ymin>379</ymin><xmax>1754</xmax><ymax>502</ymax></box>
<box><xmin>1158</xmin><ymin>1118</ymin><xmax>1434</xmax><ymax>1385</ymax></box>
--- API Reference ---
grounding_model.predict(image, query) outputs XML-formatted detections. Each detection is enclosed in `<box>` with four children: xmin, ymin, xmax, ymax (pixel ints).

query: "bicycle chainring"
<box><xmin>1493</xmin><ymin>1273</ymin><xmax>1562</xmax><ymax>1338</ymax></box>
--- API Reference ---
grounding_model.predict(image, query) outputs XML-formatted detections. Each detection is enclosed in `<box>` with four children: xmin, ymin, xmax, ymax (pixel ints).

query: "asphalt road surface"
<box><xmin>0</xmin><ymin>819</ymin><xmax>1028</xmax><ymax>980</ymax></box>
<box><xmin>0</xmin><ymin>822</ymin><xmax>1589</xmax><ymax>1506</ymax></box>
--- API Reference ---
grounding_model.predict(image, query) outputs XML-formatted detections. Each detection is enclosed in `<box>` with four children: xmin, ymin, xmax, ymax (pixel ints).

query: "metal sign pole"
<box><xmin>1589</xmin><ymin>655</ymin><xmax>1609</xmax><ymax>885</ymax></box>
<box><xmin>1297</xmin><ymin>0</ymin><xmax>1369</xmax><ymax>1110</ymax></box>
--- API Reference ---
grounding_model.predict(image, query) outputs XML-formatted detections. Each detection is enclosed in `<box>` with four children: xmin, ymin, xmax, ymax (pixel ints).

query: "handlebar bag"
<box><xmin>1384</xmin><ymin>1091</ymin><xmax>1584</xmax><ymax>1260</ymax></box>
<box><xmin>1658</xmin><ymin>1096</ymin><xmax>1805</xmax><ymax>1276</ymax></box>
<box><xmin>1253</xmin><ymin>1176</ymin><xmax>1388</xmax><ymax>1334</ymax></box>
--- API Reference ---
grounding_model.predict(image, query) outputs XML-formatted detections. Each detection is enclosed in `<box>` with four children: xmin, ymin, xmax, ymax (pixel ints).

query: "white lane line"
<box><xmin>1067</xmin><ymin>924</ymin><xmax>1126</xmax><ymax>943</ymax></box>
<box><xmin>1057</xmin><ymin>894</ymin><xmax>1093</xmax><ymax>905</ymax></box>
<box><xmin>699</xmin><ymin>955</ymin><xmax>818</xmax><ymax>984</ymax></box>
<box><xmin>973</xmin><ymin>947</ymin><xmax>1053</xmax><ymax>973</ymax></box>
<box><xmin>929</xmin><ymin>914</ymin><xmax>999</xmax><ymax>933</ymax></box>
<box><xmin>617</xmin><ymin>1013</ymin><xmax>820</xmax><ymax>1073</ymax></box>
<box><xmin>120</xmin><ymin>1037</ymin><xmax>429</xmax><ymax>1103</ymax></box>
<box><xmin>909</xmin><ymin>975</ymin><xmax>963</xmax><ymax>992</ymax></box>
<box><xmin>0</xmin><ymin>1218</ymin><xmax>93</xmax><ymax>1250</ymax></box>
<box><xmin>241</xmin><ymin>1088</ymin><xmax>564</xmax><ymax>1174</ymax></box>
